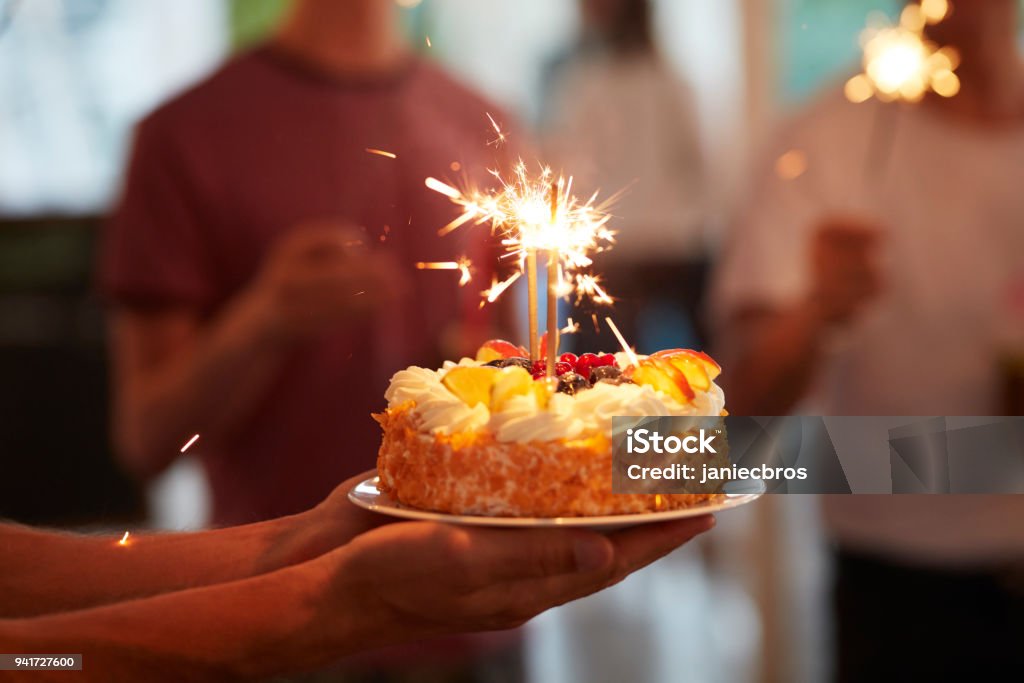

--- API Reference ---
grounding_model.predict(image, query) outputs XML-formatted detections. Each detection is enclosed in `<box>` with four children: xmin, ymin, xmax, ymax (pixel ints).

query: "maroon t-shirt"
<box><xmin>102</xmin><ymin>47</ymin><xmax>507</xmax><ymax>524</ymax></box>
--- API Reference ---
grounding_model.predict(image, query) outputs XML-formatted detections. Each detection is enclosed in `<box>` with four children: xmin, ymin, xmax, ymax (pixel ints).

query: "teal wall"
<box><xmin>778</xmin><ymin>0</ymin><xmax>901</xmax><ymax>104</ymax></box>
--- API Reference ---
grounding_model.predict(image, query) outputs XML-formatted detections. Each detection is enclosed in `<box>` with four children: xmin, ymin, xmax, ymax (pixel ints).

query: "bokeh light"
<box><xmin>845</xmin><ymin>2</ymin><xmax>960</xmax><ymax>104</ymax></box>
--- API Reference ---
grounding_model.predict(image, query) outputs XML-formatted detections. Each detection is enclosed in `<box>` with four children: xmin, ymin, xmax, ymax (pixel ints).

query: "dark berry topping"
<box><xmin>556</xmin><ymin>372</ymin><xmax>590</xmax><ymax>395</ymax></box>
<box><xmin>589</xmin><ymin>365</ymin><xmax>624</xmax><ymax>384</ymax></box>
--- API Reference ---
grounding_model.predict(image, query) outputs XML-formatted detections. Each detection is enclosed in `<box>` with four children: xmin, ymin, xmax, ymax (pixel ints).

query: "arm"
<box><xmin>0</xmin><ymin>556</ymin><xmax>336</xmax><ymax>683</ymax></box>
<box><xmin>0</xmin><ymin>476</ymin><xmax>382</xmax><ymax>619</ymax></box>
<box><xmin>719</xmin><ymin>220</ymin><xmax>884</xmax><ymax>415</ymax></box>
<box><xmin>110</xmin><ymin>227</ymin><xmax>406</xmax><ymax>477</ymax></box>
<box><xmin>0</xmin><ymin>517</ymin><xmax>714</xmax><ymax>682</ymax></box>
<box><xmin>110</xmin><ymin>291</ymin><xmax>282</xmax><ymax>478</ymax></box>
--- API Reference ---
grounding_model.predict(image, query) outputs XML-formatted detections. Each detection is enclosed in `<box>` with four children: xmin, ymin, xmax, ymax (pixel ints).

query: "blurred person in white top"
<box><xmin>713</xmin><ymin>1</ymin><xmax>1024</xmax><ymax>679</ymax></box>
<box><xmin>542</xmin><ymin>0</ymin><xmax>708</xmax><ymax>350</ymax></box>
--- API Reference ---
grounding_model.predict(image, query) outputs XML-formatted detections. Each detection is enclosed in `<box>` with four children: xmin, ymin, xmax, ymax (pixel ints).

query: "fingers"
<box><xmin>346</xmin><ymin>524</ymin><xmax>613</xmax><ymax>589</ymax></box>
<box><xmin>478</xmin><ymin>528</ymin><xmax>615</xmax><ymax>581</ymax></box>
<box><xmin>817</xmin><ymin>221</ymin><xmax>882</xmax><ymax>244</ymax></box>
<box><xmin>262</xmin><ymin>239</ymin><xmax>408</xmax><ymax>336</ymax></box>
<box><xmin>258</xmin><ymin>225</ymin><xmax>414</xmax><ymax>341</ymax></box>
<box><xmin>275</xmin><ymin>225</ymin><xmax>367</xmax><ymax>259</ymax></box>
<box><xmin>326</xmin><ymin>473</ymin><xmax>396</xmax><ymax>532</ymax></box>
<box><xmin>812</xmin><ymin>219</ymin><xmax>887</xmax><ymax>322</ymax></box>
<box><xmin>335</xmin><ymin>518</ymin><xmax>717</xmax><ymax>638</ymax></box>
<box><xmin>470</xmin><ymin>517</ymin><xmax>716</xmax><ymax>623</ymax></box>
<box><xmin>607</xmin><ymin>515</ymin><xmax>715</xmax><ymax>579</ymax></box>
<box><xmin>815</xmin><ymin>218</ymin><xmax>883</xmax><ymax>254</ymax></box>
<box><xmin>451</xmin><ymin>517</ymin><xmax>712</xmax><ymax>593</ymax></box>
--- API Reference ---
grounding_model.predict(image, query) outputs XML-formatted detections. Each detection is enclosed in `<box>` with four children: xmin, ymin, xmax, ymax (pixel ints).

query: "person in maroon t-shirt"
<box><xmin>100</xmin><ymin>0</ymin><xmax>510</xmax><ymax>526</ymax></box>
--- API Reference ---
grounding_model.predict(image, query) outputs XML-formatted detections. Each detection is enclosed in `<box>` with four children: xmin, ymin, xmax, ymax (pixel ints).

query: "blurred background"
<box><xmin>1</xmin><ymin>1</ymin><xmax>1021</xmax><ymax>682</ymax></box>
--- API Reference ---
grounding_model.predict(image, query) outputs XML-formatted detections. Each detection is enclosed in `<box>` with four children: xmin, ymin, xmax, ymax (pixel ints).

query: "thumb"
<box><xmin>484</xmin><ymin>529</ymin><xmax>615</xmax><ymax>581</ymax></box>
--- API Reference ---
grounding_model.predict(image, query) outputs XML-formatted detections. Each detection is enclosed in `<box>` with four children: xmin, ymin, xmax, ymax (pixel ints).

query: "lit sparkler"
<box><xmin>424</xmin><ymin>162</ymin><xmax>616</xmax><ymax>304</ymax></box>
<box><xmin>839</xmin><ymin>1</ymin><xmax>960</xmax><ymax>196</ymax></box>
<box><xmin>845</xmin><ymin>1</ymin><xmax>959</xmax><ymax>104</ymax></box>
<box><xmin>425</xmin><ymin>158</ymin><xmax>617</xmax><ymax>367</ymax></box>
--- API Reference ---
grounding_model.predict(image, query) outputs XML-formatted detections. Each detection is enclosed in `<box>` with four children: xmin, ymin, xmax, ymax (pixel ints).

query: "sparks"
<box><xmin>425</xmin><ymin>177</ymin><xmax>461</xmax><ymax>200</ymax></box>
<box><xmin>561</xmin><ymin>317</ymin><xmax>580</xmax><ymax>335</ymax></box>
<box><xmin>485</xmin><ymin>112</ymin><xmax>508</xmax><ymax>147</ymax></box>
<box><xmin>575</xmin><ymin>273</ymin><xmax>614</xmax><ymax>305</ymax></box>
<box><xmin>180</xmin><ymin>434</ymin><xmax>200</xmax><ymax>453</ymax></box>
<box><xmin>365</xmin><ymin>148</ymin><xmax>398</xmax><ymax>159</ymax></box>
<box><xmin>415</xmin><ymin>257</ymin><xmax>474</xmax><ymax>286</ymax></box>
<box><xmin>845</xmin><ymin>1</ymin><xmax>959</xmax><ymax>104</ymax></box>
<box><xmin>425</xmin><ymin>36</ymin><xmax>432</xmax><ymax>48</ymax></box>
<box><xmin>482</xmin><ymin>271</ymin><xmax>522</xmax><ymax>304</ymax></box>
<box><xmin>425</xmin><ymin>159</ymin><xmax>617</xmax><ymax>309</ymax></box>
<box><xmin>118</xmin><ymin>531</ymin><xmax>130</xmax><ymax>546</ymax></box>
<box><xmin>605</xmin><ymin>317</ymin><xmax>639</xmax><ymax>368</ymax></box>
<box><xmin>457</xmin><ymin>259</ymin><xmax>473</xmax><ymax>286</ymax></box>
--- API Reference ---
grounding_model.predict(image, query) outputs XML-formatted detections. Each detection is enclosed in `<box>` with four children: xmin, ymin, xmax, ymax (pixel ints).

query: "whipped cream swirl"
<box><xmin>384</xmin><ymin>357</ymin><xmax>725</xmax><ymax>444</ymax></box>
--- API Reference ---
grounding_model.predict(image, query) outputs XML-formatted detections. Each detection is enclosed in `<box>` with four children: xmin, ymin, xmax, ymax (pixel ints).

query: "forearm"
<box><xmin>0</xmin><ymin>510</ymin><xmax>323</xmax><ymax>619</ymax></box>
<box><xmin>722</xmin><ymin>303</ymin><xmax>828</xmax><ymax>415</ymax></box>
<box><xmin>116</xmin><ymin>290</ymin><xmax>286</xmax><ymax>475</ymax></box>
<box><xmin>1</xmin><ymin>560</ymin><xmax>351</xmax><ymax>682</ymax></box>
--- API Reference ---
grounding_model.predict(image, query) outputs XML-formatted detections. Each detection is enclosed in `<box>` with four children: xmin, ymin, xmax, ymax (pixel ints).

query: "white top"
<box><xmin>384</xmin><ymin>354</ymin><xmax>725</xmax><ymax>444</ymax></box>
<box><xmin>713</xmin><ymin>89</ymin><xmax>1024</xmax><ymax>565</ymax></box>
<box><xmin>542</xmin><ymin>52</ymin><xmax>707</xmax><ymax>260</ymax></box>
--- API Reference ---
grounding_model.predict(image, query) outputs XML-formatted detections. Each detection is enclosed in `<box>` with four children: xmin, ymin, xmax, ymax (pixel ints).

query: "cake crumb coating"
<box><xmin>375</xmin><ymin>403</ymin><xmax>723</xmax><ymax>517</ymax></box>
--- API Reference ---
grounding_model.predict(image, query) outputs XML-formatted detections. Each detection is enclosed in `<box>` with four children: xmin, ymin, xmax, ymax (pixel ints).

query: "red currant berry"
<box><xmin>575</xmin><ymin>353</ymin><xmax>597</xmax><ymax>379</ymax></box>
<box><xmin>531</xmin><ymin>360</ymin><xmax>546</xmax><ymax>375</ymax></box>
<box><xmin>559</xmin><ymin>352</ymin><xmax>578</xmax><ymax>367</ymax></box>
<box><xmin>555</xmin><ymin>361</ymin><xmax>573</xmax><ymax>376</ymax></box>
<box><xmin>599</xmin><ymin>353</ymin><xmax>618</xmax><ymax>367</ymax></box>
<box><xmin>532</xmin><ymin>371</ymin><xmax>546</xmax><ymax>380</ymax></box>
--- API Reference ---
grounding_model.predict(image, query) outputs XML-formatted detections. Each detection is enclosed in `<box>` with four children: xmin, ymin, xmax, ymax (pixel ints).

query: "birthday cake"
<box><xmin>374</xmin><ymin>340</ymin><xmax>728</xmax><ymax>517</ymax></box>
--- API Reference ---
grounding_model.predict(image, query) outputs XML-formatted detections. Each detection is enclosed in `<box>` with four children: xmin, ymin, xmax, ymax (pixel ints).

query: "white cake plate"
<box><xmin>348</xmin><ymin>472</ymin><xmax>765</xmax><ymax>531</ymax></box>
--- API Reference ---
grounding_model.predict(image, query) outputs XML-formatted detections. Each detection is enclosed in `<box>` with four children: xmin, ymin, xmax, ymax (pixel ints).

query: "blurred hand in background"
<box><xmin>248</xmin><ymin>225</ymin><xmax>409</xmax><ymax>346</ymax></box>
<box><xmin>809</xmin><ymin>219</ymin><xmax>884</xmax><ymax>326</ymax></box>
